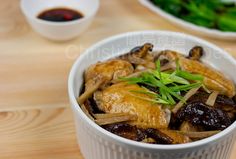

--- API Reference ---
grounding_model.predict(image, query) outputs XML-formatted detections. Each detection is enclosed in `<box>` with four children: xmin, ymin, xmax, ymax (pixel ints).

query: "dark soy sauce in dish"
<box><xmin>37</xmin><ymin>8</ymin><xmax>84</xmax><ymax>22</ymax></box>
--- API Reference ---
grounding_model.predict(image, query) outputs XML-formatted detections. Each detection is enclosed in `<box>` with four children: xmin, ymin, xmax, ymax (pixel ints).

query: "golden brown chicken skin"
<box><xmin>85</xmin><ymin>59</ymin><xmax>134</xmax><ymax>90</ymax></box>
<box><xmin>94</xmin><ymin>82</ymin><xmax>169</xmax><ymax>129</ymax></box>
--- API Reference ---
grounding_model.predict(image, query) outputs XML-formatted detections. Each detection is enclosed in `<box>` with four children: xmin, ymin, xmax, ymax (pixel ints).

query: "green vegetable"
<box><xmin>120</xmin><ymin>59</ymin><xmax>204</xmax><ymax>106</ymax></box>
<box><xmin>175</xmin><ymin>70</ymin><xmax>204</xmax><ymax>81</ymax></box>
<box><xmin>218</xmin><ymin>13</ymin><xmax>236</xmax><ymax>32</ymax></box>
<box><xmin>150</xmin><ymin>0</ymin><xmax>236</xmax><ymax>32</ymax></box>
<box><xmin>152</xmin><ymin>70</ymin><xmax>190</xmax><ymax>85</ymax></box>
<box><xmin>169</xmin><ymin>82</ymin><xmax>202</xmax><ymax>91</ymax></box>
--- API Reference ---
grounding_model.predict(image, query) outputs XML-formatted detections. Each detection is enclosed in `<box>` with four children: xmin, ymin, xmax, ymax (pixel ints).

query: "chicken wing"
<box><xmin>159</xmin><ymin>50</ymin><xmax>235</xmax><ymax>97</ymax></box>
<box><xmin>94</xmin><ymin>82</ymin><xmax>169</xmax><ymax>129</ymax></box>
<box><xmin>78</xmin><ymin>59</ymin><xmax>134</xmax><ymax>104</ymax></box>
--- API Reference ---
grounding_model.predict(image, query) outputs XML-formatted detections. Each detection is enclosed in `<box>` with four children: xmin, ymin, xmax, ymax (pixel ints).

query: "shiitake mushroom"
<box><xmin>130</xmin><ymin>43</ymin><xmax>154</xmax><ymax>56</ymax></box>
<box><xmin>103</xmin><ymin>124</ymin><xmax>175</xmax><ymax>144</ymax></box>
<box><xmin>103</xmin><ymin>124</ymin><xmax>145</xmax><ymax>141</ymax></box>
<box><xmin>188</xmin><ymin>91</ymin><xmax>236</xmax><ymax>113</ymax></box>
<box><xmin>144</xmin><ymin>128</ymin><xmax>174</xmax><ymax>144</ymax></box>
<box><xmin>176</xmin><ymin>101</ymin><xmax>231</xmax><ymax>130</ymax></box>
<box><xmin>188</xmin><ymin>46</ymin><xmax>204</xmax><ymax>60</ymax></box>
<box><xmin>216</xmin><ymin>95</ymin><xmax>236</xmax><ymax>112</ymax></box>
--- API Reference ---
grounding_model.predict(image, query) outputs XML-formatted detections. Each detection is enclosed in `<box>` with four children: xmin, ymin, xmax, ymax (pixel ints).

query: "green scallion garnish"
<box><xmin>121</xmin><ymin>59</ymin><xmax>204</xmax><ymax>106</ymax></box>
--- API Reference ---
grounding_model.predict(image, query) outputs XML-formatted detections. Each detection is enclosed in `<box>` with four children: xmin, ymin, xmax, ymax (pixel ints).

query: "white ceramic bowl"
<box><xmin>139</xmin><ymin>0</ymin><xmax>236</xmax><ymax>40</ymax></box>
<box><xmin>68</xmin><ymin>31</ymin><xmax>236</xmax><ymax>159</ymax></box>
<box><xmin>20</xmin><ymin>0</ymin><xmax>99</xmax><ymax>41</ymax></box>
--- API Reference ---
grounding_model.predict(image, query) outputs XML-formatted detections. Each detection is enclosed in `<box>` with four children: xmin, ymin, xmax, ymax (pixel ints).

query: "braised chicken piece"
<box><xmin>158</xmin><ymin>50</ymin><xmax>235</xmax><ymax>97</ymax></box>
<box><xmin>85</xmin><ymin>59</ymin><xmax>134</xmax><ymax>90</ymax></box>
<box><xmin>78</xmin><ymin>59</ymin><xmax>134</xmax><ymax>104</ymax></box>
<box><xmin>94</xmin><ymin>82</ymin><xmax>169</xmax><ymax>129</ymax></box>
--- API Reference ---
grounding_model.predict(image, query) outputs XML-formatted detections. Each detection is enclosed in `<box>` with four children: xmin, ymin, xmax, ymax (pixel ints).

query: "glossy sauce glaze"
<box><xmin>37</xmin><ymin>8</ymin><xmax>83</xmax><ymax>22</ymax></box>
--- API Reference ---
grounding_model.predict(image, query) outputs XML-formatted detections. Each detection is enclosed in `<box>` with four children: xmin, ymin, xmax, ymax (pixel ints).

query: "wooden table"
<box><xmin>0</xmin><ymin>0</ymin><xmax>235</xmax><ymax>158</ymax></box>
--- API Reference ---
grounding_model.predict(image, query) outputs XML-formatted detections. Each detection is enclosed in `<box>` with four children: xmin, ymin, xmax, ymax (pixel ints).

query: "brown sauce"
<box><xmin>37</xmin><ymin>8</ymin><xmax>83</xmax><ymax>22</ymax></box>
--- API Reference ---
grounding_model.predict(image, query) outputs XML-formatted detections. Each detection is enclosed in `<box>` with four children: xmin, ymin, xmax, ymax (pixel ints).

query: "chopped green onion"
<box><xmin>176</xmin><ymin>70</ymin><xmax>204</xmax><ymax>81</ymax></box>
<box><xmin>156</xmin><ymin>59</ymin><xmax>162</xmax><ymax>82</ymax></box>
<box><xmin>169</xmin><ymin>72</ymin><xmax>190</xmax><ymax>85</ymax></box>
<box><xmin>169</xmin><ymin>82</ymin><xmax>202</xmax><ymax>92</ymax></box>
<box><xmin>120</xmin><ymin>59</ymin><xmax>204</xmax><ymax>106</ymax></box>
<box><xmin>152</xmin><ymin>71</ymin><xmax>189</xmax><ymax>85</ymax></box>
<box><xmin>155</xmin><ymin>98</ymin><xmax>170</xmax><ymax>105</ymax></box>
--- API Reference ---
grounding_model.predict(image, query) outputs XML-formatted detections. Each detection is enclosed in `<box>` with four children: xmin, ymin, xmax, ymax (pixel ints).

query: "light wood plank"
<box><xmin>0</xmin><ymin>108</ymin><xmax>83</xmax><ymax>159</ymax></box>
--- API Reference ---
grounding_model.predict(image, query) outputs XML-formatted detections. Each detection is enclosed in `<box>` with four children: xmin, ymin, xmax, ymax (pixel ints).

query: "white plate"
<box><xmin>139</xmin><ymin>0</ymin><xmax>236</xmax><ymax>40</ymax></box>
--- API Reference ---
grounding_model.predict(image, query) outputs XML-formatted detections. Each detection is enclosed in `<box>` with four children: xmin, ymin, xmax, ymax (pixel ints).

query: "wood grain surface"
<box><xmin>0</xmin><ymin>0</ymin><xmax>235</xmax><ymax>158</ymax></box>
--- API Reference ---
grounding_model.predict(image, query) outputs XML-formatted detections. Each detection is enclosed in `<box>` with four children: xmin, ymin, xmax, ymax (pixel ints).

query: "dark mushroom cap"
<box><xmin>188</xmin><ymin>46</ymin><xmax>204</xmax><ymax>60</ymax></box>
<box><xmin>176</xmin><ymin>101</ymin><xmax>232</xmax><ymax>130</ymax></box>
